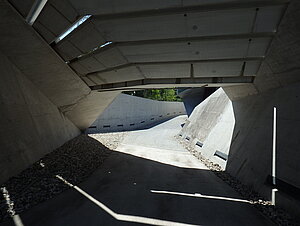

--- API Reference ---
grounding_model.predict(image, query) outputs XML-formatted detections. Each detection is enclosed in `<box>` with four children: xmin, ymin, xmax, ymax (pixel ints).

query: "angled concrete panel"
<box><xmin>93</xmin><ymin>48</ymin><xmax>128</xmax><ymax>68</ymax></box>
<box><xmin>90</xmin><ymin>66</ymin><xmax>143</xmax><ymax>84</ymax></box>
<box><xmin>75</xmin><ymin>56</ymin><xmax>106</xmax><ymax>73</ymax></box>
<box><xmin>0</xmin><ymin>1</ymin><xmax>91</xmax><ymax>109</ymax></box>
<box><xmin>193</xmin><ymin>61</ymin><xmax>244</xmax><ymax>77</ymax></box>
<box><xmin>54</xmin><ymin>21</ymin><xmax>106</xmax><ymax>60</ymax></box>
<box><xmin>92</xmin><ymin>9</ymin><xmax>255</xmax><ymax>42</ymax></box>
<box><xmin>65</xmin><ymin>91</ymin><xmax>121</xmax><ymax>129</ymax></box>
<box><xmin>35</xmin><ymin>4</ymin><xmax>73</xmax><ymax>40</ymax></box>
<box><xmin>140</xmin><ymin>64</ymin><xmax>190</xmax><ymax>78</ymax></box>
<box><xmin>119</xmin><ymin>38</ymin><xmax>270</xmax><ymax>63</ymax></box>
<box><xmin>8</xmin><ymin>0</ymin><xmax>35</xmax><ymax>17</ymax></box>
<box><xmin>67</xmin><ymin>0</ymin><xmax>285</xmax><ymax>16</ymax></box>
<box><xmin>254</xmin><ymin>5</ymin><xmax>285</xmax><ymax>32</ymax></box>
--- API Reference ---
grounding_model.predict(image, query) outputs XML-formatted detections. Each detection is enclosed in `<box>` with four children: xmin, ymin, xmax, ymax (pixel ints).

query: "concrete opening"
<box><xmin>1</xmin><ymin>0</ymin><xmax>299</xmax><ymax>225</ymax></box>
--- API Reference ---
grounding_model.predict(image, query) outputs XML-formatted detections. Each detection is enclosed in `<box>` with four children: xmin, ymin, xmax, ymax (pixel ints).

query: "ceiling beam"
<box><xmin>68</xmin><ymin>32</ymin><xmax>274</xmax><ymax>63</ymax></box>
<box><xmin>90</xmin><ymin>76</ymin><xmax>255</xmax><ymax>92</ymax></box>
<box><xmin>92</xmin><ymin>0</ymin><xmax>288</xmax><ymax>20</ymax></box>
<box><xmin>84</xmin><ymin>57</ymin><xmax>264</xmax><ymax>76</ymax></box>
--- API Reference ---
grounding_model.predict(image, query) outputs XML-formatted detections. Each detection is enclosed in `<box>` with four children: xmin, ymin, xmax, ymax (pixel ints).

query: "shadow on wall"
<box><xmin>178</xmin><ymin>85</ymin><xmax>300</xmax><ymax>222</ymax></box>
<box><xmin>226</xmin><ymin>82</ymin><xmax>300</xmax><ymax>221</ymax></box>
<box><xmin>86</xmin><ymin>93</ymin><xmax>186</xmax><ymax>134</ymax></box>
<box><xmin>1</xmin><ymin>136</ymin><xmax>273</xmax><ymax>226</ymax></box>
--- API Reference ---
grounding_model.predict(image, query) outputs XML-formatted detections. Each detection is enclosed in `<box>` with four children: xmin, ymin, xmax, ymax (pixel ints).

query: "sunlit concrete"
<box><xmin>87</xmin><ymin>94</ymin><xmax>186</xmax><ymax>133</ymax></box>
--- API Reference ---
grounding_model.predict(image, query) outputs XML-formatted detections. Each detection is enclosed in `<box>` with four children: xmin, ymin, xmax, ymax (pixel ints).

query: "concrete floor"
<box><xmin>1</xmin><ymin>116</ymin><xmax>274</xmax><ymax>226</ymax></box>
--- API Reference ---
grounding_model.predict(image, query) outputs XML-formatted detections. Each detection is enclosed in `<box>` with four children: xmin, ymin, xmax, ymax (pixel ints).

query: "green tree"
<box><xmin>124</xmin><ymin>89</ymin><xmax>182</xmax><ymax>102</ymax></box>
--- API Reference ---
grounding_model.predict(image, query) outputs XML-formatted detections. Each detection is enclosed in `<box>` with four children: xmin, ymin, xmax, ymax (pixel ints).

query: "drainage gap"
<box><xmin>195</xmin><ymin>141</ymin><xmax>203</xmax><ymax>148</ymax></box>
<box><xmin>54</xmin><ymin>15</ymin><xmax>91</xmax><ymax>44</ymax></box>
<box><xmin>214</xmin><ymin>150</ymin><xmax>228</xmax><ymax>161</ymax></box>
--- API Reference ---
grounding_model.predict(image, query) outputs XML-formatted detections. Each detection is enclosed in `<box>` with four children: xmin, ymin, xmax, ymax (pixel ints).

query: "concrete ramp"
<box><xmin>179</xmin><ymin>88</ymin><xmax>235</xmax><ymax>169</ymax></box>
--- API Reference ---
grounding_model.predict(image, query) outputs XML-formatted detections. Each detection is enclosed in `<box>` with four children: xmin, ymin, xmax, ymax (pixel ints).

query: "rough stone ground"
<box><xmin>0</xmin><ymin>133</ymin><xmax>127</xmax><ymax>223</ymax></box>
<box><xmin>176</xmin><ymin>136</ymin><xmax>299</xmax><ymax>226</ymax></box>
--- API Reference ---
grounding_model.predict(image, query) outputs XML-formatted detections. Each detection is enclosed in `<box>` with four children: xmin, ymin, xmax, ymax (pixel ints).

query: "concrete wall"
<box><xmin>179</xmin><ymin>85</ymin><xmax>300</xmax><ymax>220</ymax></box>
<box><xmin>227</xmin><ymin>83</ymin><xmax>300</xmax><ymax>220</ymax></box>
<box><xmin>0</xmin><ymin>50</ymin><xmax>80</xmax><ymax>184</ymax></box>
<box><xmin>222</xmin><ymin>0</ymin><xmax>300</xmax><ymax>219</ymax></box>
<box><xmin>86</xmin><ymin>94</ymin><xmax>186</xmax><ymax>133</ymax></box>
<box><xmin>179</xmin><ymin>1</ymin><xmax>300</xmax><ymax>218</ymax></box>
<box><xmin>179</xmin><ymin>88</ymin><xmax>235</xmax><ymax>169</ymax></box>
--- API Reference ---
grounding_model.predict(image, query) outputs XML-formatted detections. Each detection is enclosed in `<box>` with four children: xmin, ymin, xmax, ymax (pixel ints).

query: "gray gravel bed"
<box><xmin>176</xmin><ymin>135</ymin><xmax>299</xmax><ymax>226</ymax></box>
<box><xmin>0</xmin><ymin>134</ymin><xmax>126</xmax><ymax>223</ymax></box>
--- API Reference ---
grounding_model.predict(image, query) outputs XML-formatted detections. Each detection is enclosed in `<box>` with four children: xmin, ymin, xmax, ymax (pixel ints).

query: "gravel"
<box><xmin>176</xmin><ymin>135</ymin><xmax>299</xmax><ymax>226</ymax></box>
<box><xmin>0</xmin><ymin>133</ymin><xmax>126</xmax><ymax>223</ymax></box>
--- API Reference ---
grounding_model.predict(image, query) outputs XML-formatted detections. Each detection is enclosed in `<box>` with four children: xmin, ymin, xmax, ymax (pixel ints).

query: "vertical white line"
<box><xmin>272</xmin><ymin>107</ymin><xmax>276</xmax><ymax>185</ymax></box>
<box><xmin>272</xmin><ymin>107</ymin><xmax>277</xmax><ymax>205</ymax></box>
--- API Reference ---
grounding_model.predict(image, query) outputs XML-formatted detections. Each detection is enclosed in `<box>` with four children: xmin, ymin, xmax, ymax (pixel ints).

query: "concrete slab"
<box><xmin>55</xmin><ymin>21</ymin><xmax>106</xmax><ymax>61</ymax></box>
<box><xmin>65</xmin><ymin>91</ymin><xmax>121</xmax><ymax>129</ymax></box>
<box><xmin>90</xmin><ymin>66</ymin><xmax>144</xmax><ymax>84</ymax></box>
<box><xmin>0</xmin><ymin>0</ymin><xmax>91</xmax><ymax>109</ymax></box>
<box><xmin>92</xmin><ymin>9</ymin><xmax>255</xmax><ymax>42</ymax></box>
<box><xmin>119</xmin><ymin>38</ymin><xmax>271</xmax><ymax>63</ymax></box>
<box><xmin>140</xmin><ymin>64</ymin><xmax>190</xmax><ymax>78</ymax></box>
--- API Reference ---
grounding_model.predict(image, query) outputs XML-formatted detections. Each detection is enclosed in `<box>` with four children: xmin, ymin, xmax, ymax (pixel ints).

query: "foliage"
<box><xmin>123</xmin><ymin>89</ymin><xmax>182</xmax><ymax>102</ymax></box>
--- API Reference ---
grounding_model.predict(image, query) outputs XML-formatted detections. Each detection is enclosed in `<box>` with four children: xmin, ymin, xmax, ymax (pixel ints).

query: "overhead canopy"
<box><xmin>9</xmin><ymin>0</ymin><xmax>288</xmax><ymax>90</ymax></box>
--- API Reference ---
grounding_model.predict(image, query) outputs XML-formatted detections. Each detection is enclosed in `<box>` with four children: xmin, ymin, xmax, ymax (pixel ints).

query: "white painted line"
<box><xmin>56</xmin><ymin>175</ymin><xmax>199</xmax><ymax>226</ymax></box>
<box><xmin>272</xmin><ymin>107</ymin><xmax>277</xmax><ymax>205</ymax></box>
<box><xmin>150</xmin><ymin>190</ymin><xmax>252</xmax><ymax>204</ymax></box>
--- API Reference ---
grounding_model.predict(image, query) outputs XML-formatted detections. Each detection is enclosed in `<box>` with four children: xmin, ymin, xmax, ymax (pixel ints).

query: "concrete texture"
<box><xmin>179</xmin><ymin>88</ymin><xmax>235</xmax><ymax>169</ymax></box>
<box><xmin>0</xmin><ymin>0</ymin><xmax>90</xmax><ymax>109</ymax></box>
<box><xmin>178</xmin><ymin>87</ymin><xmax>216</xmax><ymax>116</ymax></box>
<box><xmin>0</xmin><ymin>0</ymin><xmax>122</xmax><ymax>182</ymax></box>
<box><xmin>1</xmin><ymin>116</ymin><xmax>274</xmax><ymax>226</ymax></box>
<box><xmin>87</xmin><ymin>94</ymin><xmax>186</xmax><ymax>133</ymax></box>
<box><xmin>14</xmin><ymin>0</ymin><xmax>285</xmax><ymax>89</ymax></box>
<box><xmin>226</xmin><ymin>82</ymin><xmax>300</xmax><ymax>221</ymax></box>
<box><xmin>66</xmin><ymin>91</ymin><xmax>121</xmax><ymax>130</ymax></box>
<box><xmin>0</xmin><ymin>50</ymin><xmax>80</xmax><ymax>185</ymax></box>
<box><xmin>0</xmin><ymin>0</ymin><xmax>299</xmax><ymax>221</ymax></box>
<box><xmin>218</xmin><ymin>1</ymin><xmax>300</xmax><ymax>220</ymax></box>
<box><xmin>224</xmin><ymin>0</ymin><xmax>300</xmax><ymax>100</ymax></box>
<box><xmin>0</xmin><ymin>0</ymin><xmax>119</xmax><ymax>130</ymax></box>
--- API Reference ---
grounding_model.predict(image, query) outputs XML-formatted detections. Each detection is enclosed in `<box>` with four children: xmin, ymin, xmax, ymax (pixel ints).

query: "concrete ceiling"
<box><xmin>9</xmin><ymin>0</ymin><xmax>288</xmax><ymax>90</ymax></box>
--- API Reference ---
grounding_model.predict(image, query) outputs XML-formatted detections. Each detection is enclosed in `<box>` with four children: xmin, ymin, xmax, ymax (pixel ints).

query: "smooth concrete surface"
<box><xmin>178</xmin><ymin>88</ymin><xmax>205</xmax><ymax>116</ymax></box>
<box><xmin>0</xmin><ymin>1</ymin><xmax>121</xmax><ymax>183</ymax></box>
<box><xmin>87</xmin><ymin>94</ymin><xmax>186</xmax><ymax>133</ymax></box>
<box><xmin>0</xmin><ymin>50</ymin><xmax>80</xmax><ymax>185</ymax></box>
<box><xmin>1</xmin><ymin>0</ymin><xmax>117</xmax><ymax>131</ymax></box>
<box><xmin>0</xmin><ymin>0</ymin><xmax>90</xmax><ymax>109</ymax></box>
<box><xmin>224</xmin><ymin>0</ymin><xmax>300</xmax><ymax>100</ymax></box>
<box><xmin>215</xmin><ymin>1</ymin><xmax>300</xmax><ymax>220</ymax></box>
<box><xmin>1</xmin><ymin>116</ymin><xmax>274</xmax><ymax>226</ymax></box>
<box><xmin>179</xmin><ymin>89</ymin><xmax>235</xmax><ymax>169</ymax></box>
<box><xmin>226</xmin><ymin>82</ymin><xmax>300</xmax><ymax>220</ymax></box>
<box><xmin>66</xmin><ymin>91</ymin><xmax>121</xmax><ymax>130</ymax></box>
<box><xmin>9</xmin><ymin>0</ymin><xmax>285</xmax><ymax>89</ymax></box>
